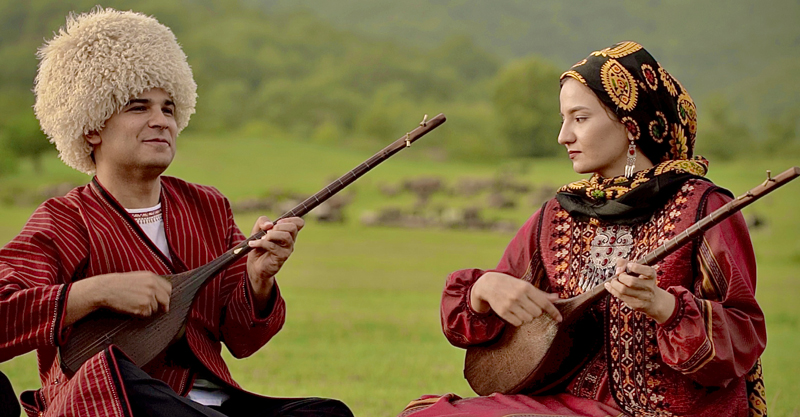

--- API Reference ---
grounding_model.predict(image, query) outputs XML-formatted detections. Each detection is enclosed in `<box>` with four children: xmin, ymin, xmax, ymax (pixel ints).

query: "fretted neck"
<box><xmin>579</xmin><ymin>167</ymin><xmax>799</xmax><ymax>303</ymax></box>
<box><xmin>181</xmin><ymin>113</ymin><xmax>446</xmax><ymax>287</ymax></box>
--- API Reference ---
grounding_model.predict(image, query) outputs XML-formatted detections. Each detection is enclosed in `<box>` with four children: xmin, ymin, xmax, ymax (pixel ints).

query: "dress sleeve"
<box><xmin>217</xmin><ymin>205</ymin><xmax>286</xmax><ymax>358</ymax></box>
<box><xmin>442</xmin><ymin>209</ymin><xmax>543</xmax><ymax>348</ymax></box>
<box><xmin>656</xmin><ymin>190</ymin><xmax>766</xmax><ymax>386</ymax></box>
<box><xmin>0</xmin><ymin>204</ymin><xmax>79</xmax><ymax>361</ymax></box>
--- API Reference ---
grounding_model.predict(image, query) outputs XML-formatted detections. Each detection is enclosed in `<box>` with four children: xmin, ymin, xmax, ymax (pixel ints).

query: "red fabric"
<box><xmin>0</xmin><ymin>176</ymin><xmax>286</xmax><ymax>417</ymax></box>
<box><xmin>399</xmin><ymin>393</ymin><xmax>623</xmax><ymax>417</ymax></box>
<box><xmin>430</xmin><ymin>180</ymin><xmax>765</xmax><ymax>417</ymax></box>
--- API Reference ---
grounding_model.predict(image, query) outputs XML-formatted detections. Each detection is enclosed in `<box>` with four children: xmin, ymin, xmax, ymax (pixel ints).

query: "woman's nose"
<box><xmin>557</xmin><ymin>123</ymin><xmax>573</xmax><ymax>145</ymax></box>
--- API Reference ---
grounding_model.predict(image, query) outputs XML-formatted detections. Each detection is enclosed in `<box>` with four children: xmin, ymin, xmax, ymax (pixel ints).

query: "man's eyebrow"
<box><xmin>126</xmin><ymin>98</ymin><xmax>150</xmax><ymax>106</ymax></box>
<box><xmin>125</xmin><ymin>98</ymin><xmax>175</xmax><ymax>107</ymax></box>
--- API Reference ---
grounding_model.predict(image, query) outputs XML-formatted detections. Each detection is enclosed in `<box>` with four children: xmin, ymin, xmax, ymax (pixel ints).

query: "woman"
<box><xmin>399</xmin><ymin>42</ymin><xmax>767</xmax><ymax>417</ymax></box>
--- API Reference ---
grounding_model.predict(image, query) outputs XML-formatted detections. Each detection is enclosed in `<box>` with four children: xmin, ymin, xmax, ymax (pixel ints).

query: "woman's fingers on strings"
<box><xmin>624</xmin><ymin>262</ymin><xmax>656</xmax><ymax>280</ymax></box>
<box><xmin>525</xmin><ymin>289</ymin><xmax>562</xmax><ymax>322</ymax></box>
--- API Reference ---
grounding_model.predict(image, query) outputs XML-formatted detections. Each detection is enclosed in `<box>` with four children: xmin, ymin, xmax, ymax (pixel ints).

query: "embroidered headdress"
<box><xmin>556</xmin><ymin>42</ymin><xmax>715</xmax><ymax>224</ymax></box>
<box><xmin>560</xmin><ymin>41</ymin><xmax>696</xmax><ymax>164</ymax></box>
<box><xmin>34</xmin><ymin>7</ymin><xmax>197</xmax><ymax>174</ymax></box>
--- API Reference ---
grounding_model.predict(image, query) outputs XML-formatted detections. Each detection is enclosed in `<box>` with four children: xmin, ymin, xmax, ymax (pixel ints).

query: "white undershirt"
<box><xmin>127</xmin><ymin>204</ymin><xmax>230</xmax><ymax>407</ymax></box>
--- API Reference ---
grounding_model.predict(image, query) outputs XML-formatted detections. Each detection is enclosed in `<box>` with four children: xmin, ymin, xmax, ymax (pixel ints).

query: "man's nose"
<box><xmin>148</xmin><ymin>110</ymin><xmax>169</xmax><ymax>129</ymax></box>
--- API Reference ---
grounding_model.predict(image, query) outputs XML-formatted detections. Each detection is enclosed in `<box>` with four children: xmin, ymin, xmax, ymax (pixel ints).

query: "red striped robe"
<box><xmin>0</xmin><ymin>176</ymin><xmax>286</xmax><ymax>417</ymax></box>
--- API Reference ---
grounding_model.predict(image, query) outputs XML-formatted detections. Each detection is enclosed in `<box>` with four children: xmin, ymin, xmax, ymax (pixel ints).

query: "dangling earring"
<box><xmin>624</xmin><ymin>139</ymin><xmax>636</xmax><ymax>178</ymax></box>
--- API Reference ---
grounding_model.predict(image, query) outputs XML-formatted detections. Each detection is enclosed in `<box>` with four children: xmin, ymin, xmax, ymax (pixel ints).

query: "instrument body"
<box><xmin>464</xmin><ymin>167</ymin><xmax>799</xmax><ymax>396</ymax></box>
<box><xmin>59</xmin><ymin>114</ymin><xmax>446</xmax><ymax>376</ymax></box>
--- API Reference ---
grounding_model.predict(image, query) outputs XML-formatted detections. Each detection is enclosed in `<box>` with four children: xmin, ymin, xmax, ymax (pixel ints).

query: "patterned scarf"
<box><xmin>560</xmin><ymin>41</ymin><xmax>697</xmax><ymax>164</ymax></box>
<box><xmin>556</xmin><ymin>158</ymin><xmax>711</xmax><ymax>224</ymax></box>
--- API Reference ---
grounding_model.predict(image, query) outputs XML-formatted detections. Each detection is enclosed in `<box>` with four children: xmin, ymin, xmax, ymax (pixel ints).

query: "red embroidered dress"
<box><xmin>404</xmin><ymin>179</ymin><xmax>766</xmax><ymax>417</ymax></box>
<box><xmin>0</xmin><ymin>177</ymin><xmax>286</xmax><ymax>417</ymax></box>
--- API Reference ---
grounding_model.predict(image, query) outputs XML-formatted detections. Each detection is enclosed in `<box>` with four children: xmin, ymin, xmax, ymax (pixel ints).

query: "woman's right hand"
<box><xmin>470</xmin><ymin>272</ymin><xmax>562</xmax><ymax>326</ymax></box>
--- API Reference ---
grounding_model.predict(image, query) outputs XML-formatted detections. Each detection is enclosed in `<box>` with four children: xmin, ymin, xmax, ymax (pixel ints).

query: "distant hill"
<box><xmin>251</xmin><ymin>0</ymin><xmax>800</xmax><ymax>127</ymax></box>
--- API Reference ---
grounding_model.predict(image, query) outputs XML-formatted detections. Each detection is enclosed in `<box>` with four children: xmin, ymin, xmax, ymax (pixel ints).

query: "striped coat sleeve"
<box><xmin>0</xmin><ymin>199</ymin><xmax>87</xmax><ymax>362</ymax></box>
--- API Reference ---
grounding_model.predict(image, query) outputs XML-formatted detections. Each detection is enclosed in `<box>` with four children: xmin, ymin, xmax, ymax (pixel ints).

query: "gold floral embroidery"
<box><xmin>591</xmin><ymin>41</ymin><xmax>643</xmax><ymax>58</ymax></box>
<box><xmin>561</xmin><ymin>69</ymin><xmax>587</xmax><ymax>86</ymax></box>
<box><xmin>601</xmin><ymin>59</ymin><xmax>638</xmax><ymax>111</ymax></box>
<box><xmin>559</xmin><ymin>159</ymin><xmax>708</xmax><ymax>202</ymax></box>
<box><xmin>641</xmin><ymin>63</ymin><xmax>658</xmax><ymax>90</ymax></box>
<box><xmin>676</xmin><ymin>93</ymin><xmax>697</xmax><ymax>136</ymax></box>
<box><xmin>621</xmin><ymin>116</ymin><xmax>640</xmax><ymax>141</ymax></box>
<box><xmin>659</xmin><ymin>66</ymin><xmax>678</xmax><ymax>97</ymax></box>
<box><xmin>669</xmin><ymin>124</ymin><xmax>689</xmax><ymax>160</ymax></box>
<box><xmin>648</xmin><ymin>111</ymin><xmax>669</xmax><ymax>143</ymax></box>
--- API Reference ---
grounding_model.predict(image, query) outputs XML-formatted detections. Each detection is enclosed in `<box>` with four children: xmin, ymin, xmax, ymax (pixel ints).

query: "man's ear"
<box><xmin>85</xmin><ymin>131</ymin><xmax>101</xmax><ymax>145</ymax></box>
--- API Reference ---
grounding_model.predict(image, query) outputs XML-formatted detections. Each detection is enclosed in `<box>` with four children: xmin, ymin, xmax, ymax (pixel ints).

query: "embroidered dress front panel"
<box><xmin>545</xmin><ymin>181</ymin><xmax>701</xmax><ymax>416</ymax></box>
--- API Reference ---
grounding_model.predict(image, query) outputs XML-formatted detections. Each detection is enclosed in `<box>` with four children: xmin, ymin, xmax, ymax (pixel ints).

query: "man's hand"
<box><xmin>470</xmin><ymin>272</ymin><xmax>562</xmax><ymax>326</ymax></box>
<box><xmin>246</xmin><ymin>216</ymin><xmax>304</xmax><ymax>311</ymax></box>
<box><xmin>65</xmin><ymin>271</ymin><xmax>172</xmax><ymax>326</ymax></box>
<box><xmin>604</xmin><ymin>258</ymin><xmax>676</xmax><ymax>324</ymax></box>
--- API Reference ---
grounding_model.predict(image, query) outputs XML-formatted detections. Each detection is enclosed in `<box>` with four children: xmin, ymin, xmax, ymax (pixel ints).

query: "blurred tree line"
<box><xmin>1</xmin><ymin>0</ymin><xmax>796</xmax><ymax>178</ymax></box>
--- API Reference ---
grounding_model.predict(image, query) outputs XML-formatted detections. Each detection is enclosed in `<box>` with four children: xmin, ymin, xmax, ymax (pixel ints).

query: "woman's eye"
<box><xmin>575</xmin><ymin>117</ymin><xmax>587</xmax><ymax>123</ymax></box>
<box><xmin>163</xmin><ymin>108</ymin><xmax>174</xmax><ymax>115</ymax></box>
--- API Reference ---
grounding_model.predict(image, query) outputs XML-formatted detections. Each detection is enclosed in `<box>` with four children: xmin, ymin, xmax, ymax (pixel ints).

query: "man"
<box><xmin>0</xmin><ymin>8</ymin><xmax>352</xmax><ymax>417</ymax></box>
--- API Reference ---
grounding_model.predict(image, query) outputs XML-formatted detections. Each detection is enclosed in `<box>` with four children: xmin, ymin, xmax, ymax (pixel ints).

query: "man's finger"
<box><xmin>264</xmin><ymin>230</ymin><xmax>294</xmax><ymax>247</ymax></box>
<box><xmin>277</xmin><ymin>217</ymin><xmax>304</xmax><ymax>231</ymax></box>
<box><xmin>251</xmin><ymin>216</ymin><xmax>274</xmax><ymax>235</ymax></box>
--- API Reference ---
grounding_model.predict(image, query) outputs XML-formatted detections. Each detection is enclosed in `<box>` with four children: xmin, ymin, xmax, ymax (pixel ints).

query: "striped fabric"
<box><xmin>0</xmin><ymin>176</ymin><xmax>286</xmax><ymax>417</ymax></box>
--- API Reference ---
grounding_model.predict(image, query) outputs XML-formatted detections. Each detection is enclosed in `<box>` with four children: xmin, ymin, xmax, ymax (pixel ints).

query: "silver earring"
<box><xmin>624</xmin><ymin>140</ymin><xmax>636</xmax><ymax>178</ymax></box>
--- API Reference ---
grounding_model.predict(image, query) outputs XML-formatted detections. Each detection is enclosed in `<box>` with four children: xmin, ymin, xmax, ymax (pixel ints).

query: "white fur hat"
<box><xmin>34</xmin><ymin>7</ymin><xmax>197</xmax><ymax>174</ymax></box>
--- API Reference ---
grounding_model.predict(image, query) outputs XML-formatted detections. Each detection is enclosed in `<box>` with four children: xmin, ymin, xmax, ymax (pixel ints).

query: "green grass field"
<box><xmin>1</xmin><ymin>133</ymin><xmax>798</xmax><ymax>416</ymax></box>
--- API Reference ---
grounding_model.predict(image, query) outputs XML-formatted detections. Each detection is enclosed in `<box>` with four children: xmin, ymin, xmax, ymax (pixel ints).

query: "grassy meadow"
<box><xmin>1</xmin><ymin>132</ymin><xmax>799</xmax><ymax>416</ymax></box>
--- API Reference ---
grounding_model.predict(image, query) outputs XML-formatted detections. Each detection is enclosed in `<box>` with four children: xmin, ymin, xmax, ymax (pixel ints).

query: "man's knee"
<box><xmin>286</xmin><ymin>397</ymin><xmax>354</xmax><ymax>417</ymax></box>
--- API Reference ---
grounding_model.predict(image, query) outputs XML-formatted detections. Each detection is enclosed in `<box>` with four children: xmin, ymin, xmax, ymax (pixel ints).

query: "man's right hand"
<box><xmin>65</xmin><ymin>271</ymin><xmax>172</xmax><ymax>326</ymax></box>
<box><xmin>470</xmin><ymin>272</ymin><xmax>562</xmax><ymax>326</ymax></box>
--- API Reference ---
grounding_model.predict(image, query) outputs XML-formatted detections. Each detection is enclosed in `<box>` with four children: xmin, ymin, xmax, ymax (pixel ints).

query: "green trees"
<box><xmin>493</xmin><ymin>58</ymin><xmax>562</xmax><ymax>157</ymax></box>
<box><xmin>0</xmin><ymin>0</ymin><xmax>782</xmax><ymax>170</ymax></box>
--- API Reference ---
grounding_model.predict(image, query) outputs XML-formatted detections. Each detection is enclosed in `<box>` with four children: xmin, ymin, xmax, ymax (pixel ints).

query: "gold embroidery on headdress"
<box><xmin>621</xmin><ymin>116</ymin><xmax>640</xmax><ymax>141</ymax></box>
<box><xmin>648</xmin><ymin>111</ymin><xmax>669</xmax><ymax>143</ymax></box>
<box><xmin>676</xmin><ymin>93</ymin><xmax>697</xmax><ymax>135</ymax></box>
<box><xmin>659</xmin><ymin>66</ymin><xmax>678</xmax><ymax>97</ymax></box>
<box><xmin>590</xmin><ymin>41</ymin><xmax>643</xmax><ymax>58</ymax></box>
<box><xmin>669</xmin><ymin>124</ymin><xmax>689</xmax><ymax>160</ymax></box>
<box><xmin>601</xmin><ymin>60</ymin><xmax>638</xmax><ymax>111</ymax></box>
<box><xmin>641</xmin><ymin>64</ymin><xmax>658</xmax><ymax>90</ymax></box>
<box><xmin>561</xmin><ymin>70</ymin><xmax>587</xmax><ymax>86</ymax></box>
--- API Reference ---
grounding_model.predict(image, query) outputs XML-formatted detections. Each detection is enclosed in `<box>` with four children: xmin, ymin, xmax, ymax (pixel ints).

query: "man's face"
<box><xmin>87</xmin><ymin>88</ymin><xmax>178</xmax><ymax>177</ymax></box>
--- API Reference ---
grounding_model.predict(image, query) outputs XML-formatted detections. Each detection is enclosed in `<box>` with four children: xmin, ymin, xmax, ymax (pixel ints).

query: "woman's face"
<box><xmin>558</xmin><ymin>78</ymin><xmax>639</xmax><ymax>178</ymax></box>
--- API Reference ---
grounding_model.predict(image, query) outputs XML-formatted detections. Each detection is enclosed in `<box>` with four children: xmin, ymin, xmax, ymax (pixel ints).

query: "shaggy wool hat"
<box><xmin>34</xmin><ymin>7</ymin><xmax>197</xmax><ymax>174</ymax></box>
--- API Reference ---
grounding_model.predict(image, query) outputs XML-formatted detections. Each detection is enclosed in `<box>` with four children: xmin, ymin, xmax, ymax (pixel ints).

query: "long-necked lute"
<box><xmin>59</xmin><ymin>114</ymin><xmax>446</xmax><ymax>376</ymax></box>
<box><xmin>464</xmin><ymin>166</ymin><xmax>800</xmax><ymax>396</ymax></box>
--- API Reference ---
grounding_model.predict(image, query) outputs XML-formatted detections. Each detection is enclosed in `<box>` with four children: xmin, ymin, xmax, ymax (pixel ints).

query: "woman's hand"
<box><xmin>604</xmin><ymin>258</ymin><xmax>676</xmax><ymax>323</ymax></box>
<box><xmin>470</xmin><ymin>272</ymin><xmax>562</xmax><ymax>326</ymax></box>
